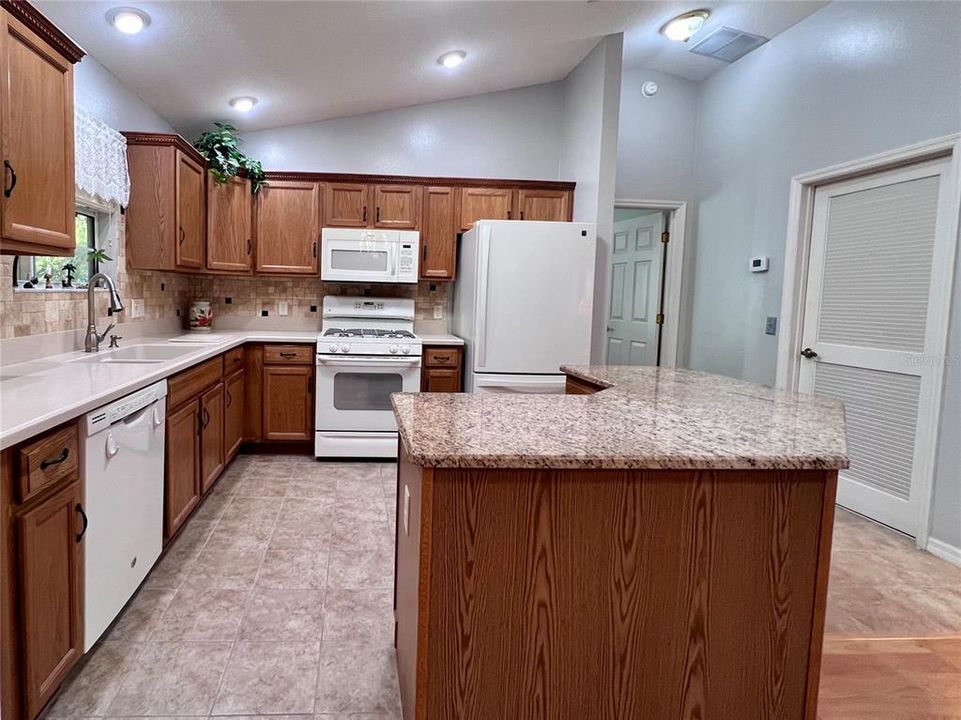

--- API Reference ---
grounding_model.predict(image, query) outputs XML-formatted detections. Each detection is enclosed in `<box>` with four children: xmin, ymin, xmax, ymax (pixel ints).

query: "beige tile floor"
<box><xmin>44</xmin><ymin>457</ymin><xmax>961</xmax><ymax>719</ymax></box>
<box><xmin>46</xmin><ymin>454</ymin><xmax>400</xmax><ymax>719</ymax></box>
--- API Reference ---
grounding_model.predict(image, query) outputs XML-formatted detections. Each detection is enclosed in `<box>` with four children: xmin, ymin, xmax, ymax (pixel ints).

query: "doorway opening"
<box><xmin>606</xmin><ymin>200</ymin><xmax>687</xmax><ymax>367</ymax></box>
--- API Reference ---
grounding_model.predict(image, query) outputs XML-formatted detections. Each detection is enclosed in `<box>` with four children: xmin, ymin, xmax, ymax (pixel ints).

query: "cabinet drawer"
<box><xmin>424</xmin><ymin>347</ymin><xmax>461</xmax><ymax>367</ymax></box>
<box><xmin>224</xmin><ymin>346</ymin><xmax>245</xmax><ymax>374</ymax></box>
<box><xmin>264</xmin><ymin>344</ymin><xmax>314</xmax><ymax>365</ymax></box>
<box><xmin>168</xmin><ymin>356</ymin><xmax>224</xmax><ymax>410</ymax></box>
<box><xmin>17</xmin><ymin>423</ymin><xmax>79</xmax><ymax>504</ymax></box>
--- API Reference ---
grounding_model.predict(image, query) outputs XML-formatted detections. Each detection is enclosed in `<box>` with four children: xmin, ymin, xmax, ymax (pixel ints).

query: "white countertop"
<box><xmin>417</xmin><ymin>333</ymin><xmax>464</xmax><ymax>346</ymax></box>
<box><xmin>0</xmin><ymin>331</ymin><xmax>318</xmax><ymax>450</ymax></box>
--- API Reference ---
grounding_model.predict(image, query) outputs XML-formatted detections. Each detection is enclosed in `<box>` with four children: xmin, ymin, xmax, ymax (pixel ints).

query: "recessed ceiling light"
<box><xmin>107</xmin><ymin>7</ymin><xmax>150</xmax><ymax>35</ymax></box>
<box><xmin>437</xmin><ymin>50</ymin><xmax>466</xmax><ymax>69</ymax></box>
<box><xmin>229</xmin><ymin>97</ymin><xmax>258</xmax><ymax>113</ymax></box>
<box><xmin>660</xmin><ymin>10</ymin><xmax>710</xmax><ymax>42</ymax></box>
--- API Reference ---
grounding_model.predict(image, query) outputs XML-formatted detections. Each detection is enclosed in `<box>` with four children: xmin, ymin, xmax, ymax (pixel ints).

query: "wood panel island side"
<box><xmin>390</xmin><ymin>365</ymin><xmax>848</xmax><ymax>720</ymax></box>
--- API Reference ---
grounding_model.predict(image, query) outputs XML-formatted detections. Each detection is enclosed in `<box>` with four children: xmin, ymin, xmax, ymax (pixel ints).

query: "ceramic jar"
<box><xmin>189</xmin><ymin>299</ymin><xmax>213</xmax><ymax>332</ymax></box>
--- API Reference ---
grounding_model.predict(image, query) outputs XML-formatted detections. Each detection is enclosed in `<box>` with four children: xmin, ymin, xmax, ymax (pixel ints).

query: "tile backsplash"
<box><xmin>0</xmin><ymin>212</ymin><xmax>450</xmax><ymax>342</ymax></box>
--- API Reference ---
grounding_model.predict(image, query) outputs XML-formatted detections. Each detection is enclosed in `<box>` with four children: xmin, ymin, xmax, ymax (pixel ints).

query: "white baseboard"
<box><xmin>926</xmin><ymin>537</ymin><xmax>961</xmax><ymax>568</ymax></box>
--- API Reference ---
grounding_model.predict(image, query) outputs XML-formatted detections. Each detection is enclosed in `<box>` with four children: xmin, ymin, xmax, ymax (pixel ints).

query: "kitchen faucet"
<box><xmin>85</xmin><ymin>272</ymin><xmax>124</xmax><ymax>352</ymax></box>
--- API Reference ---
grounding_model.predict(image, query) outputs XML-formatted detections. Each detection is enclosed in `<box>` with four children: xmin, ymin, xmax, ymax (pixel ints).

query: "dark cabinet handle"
<box><xmin>226</xmin><ymin>389</ymin><xmax>232</xmax><ymax>408</ymax></box>
<box><xmin>3</xmin><ymin>160</ymin><xmax>16</xmax><ymax>198</ymax></box>
<box><xmin>202</xmin><ymin>407</ymin><xmax>210</xmax><ymax>429</ymax></box>
<box><xmin>507</xmin><ymin>210</ymin><xmax>512</xmax><ymax>219</ymax></box>
<box><xmin>312</xmin><ymin>240</ymin><xmax>317</xmax><ymax>258</ymax></box>
<box><xmin>433</xmin><ymin>354</ymin><xmax>451</xmax><ymax>362</ymax></box>
<box><xmin>363</xmin><ymin>206</ymin><xmax>368</xmax><ymax>224</ymax></box>
<box><xmin>520</xmin><ymin>211</ymin><xmax>525</xmax><ymax>220</ymax></box>
<box><xmin>179</xmin><ymin>226</ymin><xmax>186</xmax><ymax>245</ymax></box>
<box><xmin>40</xmin><ymin>447</ymin><xmax>69</xmax><ymax>470</ymax></box>
<box><xmin>279</xmin><ymin>351</ymin><xmax>297</xmax><ymax>358</ymax></box>
<box><xmin>247</xmin><ymin>238</ymin><xmax>252</xmax><ymax>255</ymax></box>
<box><xmin>75</xmin><ymin>503</ymin><xmax>88</xmax><ymax>543</ymax></box>
<box><xmin>376</xmin><ymin>206</ymin><xmax>381</xmax><ymax>223</ymax></box>
<box><xmin>422</xmin><ymin>245</ymin><xmax>427</xmax><ymax>261</ymax></box>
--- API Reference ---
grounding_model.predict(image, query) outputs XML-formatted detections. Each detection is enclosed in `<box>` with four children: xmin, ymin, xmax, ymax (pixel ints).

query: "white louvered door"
<box><xmin>799</xmin><ymin>157</ymin><xmax>954</xmax><ymax>535</ymax></box>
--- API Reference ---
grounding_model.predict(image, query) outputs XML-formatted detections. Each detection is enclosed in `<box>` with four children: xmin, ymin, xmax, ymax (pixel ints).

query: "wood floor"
<box><xmin>818</xmin><ymin>509</ymin><xmax>961</xmax><ymax>719</ymax></box>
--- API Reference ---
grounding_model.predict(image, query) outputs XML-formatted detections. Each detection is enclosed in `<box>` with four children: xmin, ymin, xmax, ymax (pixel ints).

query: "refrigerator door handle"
<box><xmin>475</xmin><ymin>226</ymin><xmax>492</xmax><ymax>369</ymax></box>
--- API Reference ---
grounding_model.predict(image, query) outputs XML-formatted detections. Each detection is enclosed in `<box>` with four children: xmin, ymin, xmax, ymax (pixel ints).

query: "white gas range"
<box><xmin>315</xmin><ymin>296</ymin><xmax>422</xmax><ymax>458</ymax></box>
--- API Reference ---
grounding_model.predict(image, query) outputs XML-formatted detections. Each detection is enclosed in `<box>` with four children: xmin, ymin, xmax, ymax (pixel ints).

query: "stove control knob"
<box><xmin>341</xmin><ymin>344</ymin><xmax>351</xmax><ymax>353</ymax></box>
<box><xmin>327</xmin><ymin>344</ymin><xmax>338</xmax><ymax>353</ymax></box>
<box><xmin>401</xmin><ymin>345</ymin><xmax>410</xmax><ymax>354</ymax></box>
<box><xmin>388</xmin><ymin>345</ymin><xmax>398</xmax><ymax>354</ymax></box>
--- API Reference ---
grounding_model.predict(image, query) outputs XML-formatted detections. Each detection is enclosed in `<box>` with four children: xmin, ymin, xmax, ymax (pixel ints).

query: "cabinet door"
<box><xmin>324</xmin><ymin>182</ymin><xmax>369</xmax><ymax>227</ymax></box>
<box><xmin>165</xmin><ymin>400</ymin><xmax>199</xmax><ymax>540</ymax></box>
<box><xmin>421</xmin><ymin>368</ymin><xmax>461</xmax><ymax>393</ymax></box>
<box><xmin>224</xmin><ymin>370</ymin><xmax>245</xmax><ymax>462</ymax></box>
<box><xmin>517</xmin><ymin>189</ymin><xmax>571</xmax><ymax>222</ymax></box>
<box><xmin>200</xmin><ymin>382</ymin><xmax>225</xmax><ymax>494</ymax></box>
<box><xmin>0</xmin><ymin>12</ymin><xmax>75</xmax><ymax>254</ymax></box>
<box><xmin>175</xmin><ymin>150</ymin><xmax>205</xmax><ymax>269</ymax></box>
<box><xmin>420</xmin><ymin>186</ymin><xmax>456</xmax><ymax>280</ymax></box>
<box><xmin>207</xmin><ymin>175</ymin><xmax>252</xmax><ymax>272</ymax></box>
<box><xmin>263</xmin><ymin>365</ymin><xmax>313</xmax><ymax>441</ymax></box>
<box><xmin>18</xmin><ymin>481</ymin><xmax>83</xmax><ymax>717</ymax></box>
<box><xmin>373</xmin><ymin>185</ymin><xmax>420</xmax><ymax>229</ymax></box>
<box><xmin>459</xmin><ymin>187</ymin><xmax>513</xmax><ymax>231</ymax></box>
<box><xmin>256</xmin><ymin>180</ymin><xmax>320</xmax><ymax>274</ymax></box>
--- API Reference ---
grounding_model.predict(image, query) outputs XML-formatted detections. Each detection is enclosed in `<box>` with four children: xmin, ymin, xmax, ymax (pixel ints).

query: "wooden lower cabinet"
<box><xmin>263</xmin><ymin>365</ymin><xmax>314</xmax><ymax>441</ymax></box>
<box><xmin>421</xmin><ymin>345</ymin><xmax>463</xmax><ymax>393</ymax></box>
<box><xmin>199</xmin><ymin>382</ymin><xmax>225</xmax><ymax>494</ymax></box>
<box><xmin>164</xmin><ymin>399</ymin><xmax>200</xmax><ymax>539</ymax></box>
<box><xmin>224</xmin><ymin>370</ymin><xmax>245</xmax><ymax>461</ymax></box>
<box><xmin>18</xmin><ymin>479</ymin><xmax>83</xmax><ymax>718</ymax></box>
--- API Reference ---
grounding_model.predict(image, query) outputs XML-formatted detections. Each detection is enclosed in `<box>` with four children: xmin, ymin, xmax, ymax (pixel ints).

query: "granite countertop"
<box><xmin>391</xmin><ymin>365</ymin><xmax>849</xmax><ymax>471</ymax></box>
<box><xmin>0</xmin><ymin>330</ymin><xmax>319</xmax><ymax>450</ymax></box>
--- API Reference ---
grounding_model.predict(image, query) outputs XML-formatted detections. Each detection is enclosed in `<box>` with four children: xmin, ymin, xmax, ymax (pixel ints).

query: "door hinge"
<box><xmin>660</xmin><ymin>231</ymin><xmax>670</xmax><ymax>244</ymax></box>
<box><xmin>656</xmin><ymin>312</ymin><xmax>665</xmax><ymax>325</ymax></box>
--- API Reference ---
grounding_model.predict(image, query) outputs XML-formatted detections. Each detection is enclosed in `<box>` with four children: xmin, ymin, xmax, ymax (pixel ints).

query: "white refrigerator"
<box><xmin>453</xmin><ymin>220</ymin><xmax>597</xmax><ymax>394</ymax></box>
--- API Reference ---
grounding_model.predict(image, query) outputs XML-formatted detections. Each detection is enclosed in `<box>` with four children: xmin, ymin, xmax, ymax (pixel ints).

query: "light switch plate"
<box><xmin>130</xmin><ymin>299</ymin><xmax>145</xmax><ymax>319</ymax></box>
<box><xmin>404</xmin><ymin>485</ymin><xmax>411</xmax><ymax>535</ymax></box>
<box><xmin>278</xmin><ymin>301</ymin><xmax>289</xmax><ymax>316</ymax></box>
<box><xmin>765</xmin><ymin>316</ymin><xmax>778</xmax><ymax>336</ymax></box>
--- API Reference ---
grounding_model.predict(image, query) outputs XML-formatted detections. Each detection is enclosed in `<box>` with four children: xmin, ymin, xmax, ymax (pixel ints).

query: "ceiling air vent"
<box><xmin>688</xmin><ymin>26</ymin><xmax>768</xmax><ymax>63</ymax></box>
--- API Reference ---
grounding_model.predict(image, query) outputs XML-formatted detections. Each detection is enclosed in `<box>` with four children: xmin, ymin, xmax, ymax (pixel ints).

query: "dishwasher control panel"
<box><xmin>85</xmin><ymin>379</ymin><xmax>168</xmax><ymax>434</ymax></box>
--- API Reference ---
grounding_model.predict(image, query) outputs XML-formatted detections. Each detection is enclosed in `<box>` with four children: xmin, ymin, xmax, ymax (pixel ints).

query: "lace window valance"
<box><xmin>75</xmin><ymin>108</ymin><xmax>130</xmax><ymax>207</ymax></box>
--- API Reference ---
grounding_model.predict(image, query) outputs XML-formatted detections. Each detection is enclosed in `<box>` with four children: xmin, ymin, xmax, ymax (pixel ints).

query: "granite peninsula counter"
<box><xmin>390</xmin><ymin>365</ymin><xmax>848</xmax><ymax>720</ymax></box>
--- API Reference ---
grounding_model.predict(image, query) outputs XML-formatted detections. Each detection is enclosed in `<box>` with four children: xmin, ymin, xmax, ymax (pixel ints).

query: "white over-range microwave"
<box><xmin>321</xmin><ymin>228</ymin><xmax>419</xmax><ymax>284</ymax></box>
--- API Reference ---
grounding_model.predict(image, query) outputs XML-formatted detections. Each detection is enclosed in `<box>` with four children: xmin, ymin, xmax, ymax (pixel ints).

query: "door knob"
<box><xmin>606</xmin><ymin>325</ymin><xmax>614</xmax><ymax>332</ymax></box>
<box><xmin>800</xmin><ymin>347</ymin><xmax>818</xmax><ymax>359</ymax></box>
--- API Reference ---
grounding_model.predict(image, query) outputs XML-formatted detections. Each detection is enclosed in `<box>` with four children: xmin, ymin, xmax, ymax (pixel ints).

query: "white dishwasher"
<box><xmin>83</xmin><ymin>379</ymin><xmax>167</xmax><ymax>651</ymax></box>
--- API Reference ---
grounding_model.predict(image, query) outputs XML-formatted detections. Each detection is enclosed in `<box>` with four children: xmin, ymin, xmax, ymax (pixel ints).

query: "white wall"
<box><xmin>679</xmin><ymin>1</ymin><xmax>961</xmax><ymax>548</ymax></box>
<box><xmin>74</xmin><ymin>55</ymin><xmax>174</xmax><ymax>133</ymax></box>
<box><xmin>559</xmin><ymin>34</ymin><xmax>624</xmax><ymax>364</ymax></box>
<box><xmin>239</xmin><ymin>83</ymin><xmax>564</xmax><ymax>179</ymax></box>
<box><xmin>616</xmin><ymin>67</ymin><xmax>698</xmax><ymax>203</ymax></box>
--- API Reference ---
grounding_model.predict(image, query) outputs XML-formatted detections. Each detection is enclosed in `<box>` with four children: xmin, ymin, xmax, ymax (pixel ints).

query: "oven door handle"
<box><xmin>317</xmin><ymin>356</ymin><xmax>422</xmax><ymax>368</ymax></box>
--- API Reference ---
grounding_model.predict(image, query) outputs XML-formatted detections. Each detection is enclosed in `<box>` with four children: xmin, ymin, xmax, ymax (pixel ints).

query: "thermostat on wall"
<box><xmin>750</xmin><ymin>256</ymin><xmax>770</xmax><ymax>273</ymax></box>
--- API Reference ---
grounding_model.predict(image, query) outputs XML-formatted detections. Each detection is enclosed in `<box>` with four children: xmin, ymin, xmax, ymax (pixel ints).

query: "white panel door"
<box><xmin>474</xmin><ymin>222</ymin><xmax>596</xmax><ymax>374</ymax></box>
<box><xmin>798</xmin><ymin>157</ymin><xmax>955</xmax><ymax>536</ymax></box>
<box><xmin>607</xmin><ymin>212</ymin><xmax>664</xmax><ymax>365</ymax></box>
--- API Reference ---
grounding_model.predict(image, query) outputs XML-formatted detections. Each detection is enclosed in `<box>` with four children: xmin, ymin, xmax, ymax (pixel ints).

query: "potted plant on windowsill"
<box><xmin>193</xmin><ymin>122</ymin><xmax>267</xmax><ymax>194</ymax></box>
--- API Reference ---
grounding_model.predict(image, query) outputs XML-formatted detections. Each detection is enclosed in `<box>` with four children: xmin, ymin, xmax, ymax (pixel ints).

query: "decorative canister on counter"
<box><xmin>189</xmin><ymin>299</ymin><xmax>213</xmax><ymax>331</ymax></box>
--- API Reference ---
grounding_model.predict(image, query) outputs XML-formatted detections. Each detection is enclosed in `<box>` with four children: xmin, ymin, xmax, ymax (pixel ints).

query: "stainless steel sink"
<box><xmin>72</xmin><ymin>344</ymin><xmax>201</xmax><ymax>364</ymax></box>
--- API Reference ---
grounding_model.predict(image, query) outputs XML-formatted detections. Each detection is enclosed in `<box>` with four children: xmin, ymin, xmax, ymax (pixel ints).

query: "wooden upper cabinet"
<box><xmin>517</xmin><ymin>188</ymin><xmax>571</xmax><ymax>222</ymax></box>
<box><xmin>207</xmin><ymin>175</ymin><xmax>252</xmax><ymax>273</ymax></box>
<box><xmin>421</xmin><ymin>186</ymin><xmax>457</xmax><ymax>280</ymax></box>
<box><xmin>124</xmin><ymin>134</ymin><xmax>207</xmax><ymax>272</ymax></box>
<box><xmin>175</xmin><ymin>150</ymin><xmax>205</xmax><ymax>269</ymax></box>
<box><xmin>459</xmin><ymin>187</ymin><xmax>513</xmax><ymax>230</ymax></box>
<box><xmin>0</xmin><ymin>5</ymin><xmax>83</xmax><ymax>256</ymax></box>
<box><xmin>373</xmin><ymin>184</ymin><xmax>420</xmax><ymax>229</ymax></box>
<box><xmin>18</xmin><ymin>480</ymin><xmax>84</xmax><ymax>717</ymax></box>
<box><xmin>255</xmin><ymin>180</ymin><xmax>320</xmax><ymax>275</ymax></box>
<box><xmin>324</xmin><ymin>182</ymin><xmax>369</xmax><ymax>227</ymax></box>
